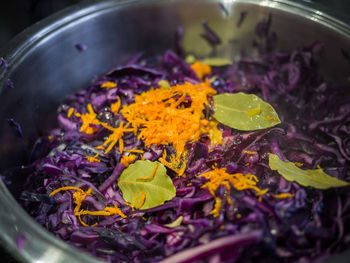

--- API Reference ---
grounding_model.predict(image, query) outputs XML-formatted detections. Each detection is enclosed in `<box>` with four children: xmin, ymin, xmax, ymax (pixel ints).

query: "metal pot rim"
<box><xmin>1</xmin><ymin>0</ymin><xmax>350</xmax><ymax>74</ymax></box>
<box><xmin>1</xmin><ymin>1</ymin><xmax>349</xmax><ymax>262</ymax></box>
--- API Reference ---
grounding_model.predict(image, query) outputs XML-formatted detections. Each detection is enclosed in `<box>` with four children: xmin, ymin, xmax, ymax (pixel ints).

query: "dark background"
<box><xmin>0</xmin><ymin>0</ymin><xmax>349</xmax><ymax>262</ymax></box>
<box><xmin>1</xmin><ymin>0</ymin><xmax>350</xmax><ymax>50</ymax></box>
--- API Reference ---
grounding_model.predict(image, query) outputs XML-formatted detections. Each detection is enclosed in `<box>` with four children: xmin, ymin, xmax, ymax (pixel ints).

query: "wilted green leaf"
<box><xmin>118</xmin><ymin>160</ymin><xmax>176</xmax><ymax>209</ymax></box>
<box><xmin>268</xmin><ymin>153</ymin><xmax>350</xmax><ymax>189</ymax></box>
<box><xmin>200</xmin><ymin>57</ymin><xmax>232</xmax><ymax>66</ymax></box>
<box><xmin>213</xmin><ymin>92</ymin><xmax>281</xmax><ymax>131</ymax></box>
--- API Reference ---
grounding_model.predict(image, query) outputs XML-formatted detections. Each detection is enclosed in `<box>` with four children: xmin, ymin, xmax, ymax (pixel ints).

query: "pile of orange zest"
<box><xmin>137</xmin><ymin>163</ymin><xmax>159</xmax><ymax>180</ymax></box>
<box><xmin>159</xmin><ymin>149</ymin><xmax>187</xmax><ymax>176</ymax></box>
<box><xmin>99</xmin><ymin>122</ymin><xmax>135</xmax><ymax>154</ymax></box>
<box><xmin>67</xmin><ymin>107</ymin><xmax>75</xmax><ymax>118</ymax></box>
<box><xmin>121</xmin><ymin>80</ymin><xmax>216</xmax><ymax>175</ymax></box>
<box><xmin>198</xmin><ymin>167</ymin><xmax>268</xmax><ymax>217</ymax></box>
<box><xmin>100</xmin><ymin>81</ymin><xmax>117</xmax><ymax>89</ymax></box>
<box><xmin>125</xmin><ymin>149</ymin><xmax>145</xmax><ymax>154</ymax></box>
<box><xmin>243</xmin><ymin>150</ymin><xmax>257</xmax><ymax>155</ymax></box>
<box><xmin>120</xmin><ymin>154</ymin><xmax>137</xmax><ymax>167</ymax></box>
<box><xmin>111</xmin><ymin>96</ymin><xmax>121</xmax><ymax>114</ymax></box>
<box><xmin>74</xmin><ymin>104</ymin><xmax>101</xmax><ymax>135</ymax></box>
<box><xmin>85</xmin><ymin>153</ymin><xmax>100</xmax><ymax>163</ymax></box>
<box><xmin>191</xmin><ymin>61</ymin><xmax>212</xmax><ymax>79</ymax></box>
<box><xmin>272</xmin><ymin>193</ymin><xmax>295</xmax><ymax>199</ymax></box>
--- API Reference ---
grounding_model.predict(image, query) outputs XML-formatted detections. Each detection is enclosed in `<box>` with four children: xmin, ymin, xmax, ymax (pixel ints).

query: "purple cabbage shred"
<box><xmin>17</xmin><ymin>19</ymin><xmax>350</xmax><ymax>263</ymax></box>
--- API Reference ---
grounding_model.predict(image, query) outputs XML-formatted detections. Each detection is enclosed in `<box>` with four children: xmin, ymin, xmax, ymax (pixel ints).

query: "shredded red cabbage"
<box><xmin>18</xmin><ymin>22</ymin><xmax>350</xmax><ymax>263</ymax></box>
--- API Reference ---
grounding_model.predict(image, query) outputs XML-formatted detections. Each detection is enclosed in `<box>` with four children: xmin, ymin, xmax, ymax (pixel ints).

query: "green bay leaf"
<box><xmin>118</xmin><ymin>160</ymin><xmax>176</xmax><ymax>210</ymax></box>
<box><xmin>268</xmin><ymin>153</ymin><xmax>350</xmax><ymax>189</ymax></box>
<box><xmin>212</xmin><ymin>92</ymin><xmax>281</xmax><ymax>131</ymax></box>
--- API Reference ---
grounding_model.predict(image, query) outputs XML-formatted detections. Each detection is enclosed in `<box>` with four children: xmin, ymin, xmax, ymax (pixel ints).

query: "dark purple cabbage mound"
<box><xmin>19</xmin><ymin>25</ymin><xmax>350</xmax><ymax>263</ymax></box>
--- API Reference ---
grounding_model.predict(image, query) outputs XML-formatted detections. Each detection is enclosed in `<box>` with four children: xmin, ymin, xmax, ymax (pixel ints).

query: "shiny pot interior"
<box><xmin>0</xmin><ymin>0</ymin><xmax>350</xmax><ymax>262</ymax></box>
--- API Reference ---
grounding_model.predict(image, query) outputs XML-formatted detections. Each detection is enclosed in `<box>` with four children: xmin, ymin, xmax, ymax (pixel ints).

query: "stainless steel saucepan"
<box><xmin>0</xmin><ymin>0</ymin><xmax>349</xmax><ymax>262</ymax></box>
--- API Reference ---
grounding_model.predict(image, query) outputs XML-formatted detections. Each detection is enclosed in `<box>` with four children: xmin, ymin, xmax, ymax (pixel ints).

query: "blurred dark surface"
<box><xmin>0</xmin><ymin>4</ymin><xmax>83</xmax><ymax>263</ymax></box>
<box><xmin>0</xmin><ymin>0</ymin><xmax>349</xmax><ymax>262</ymax></box>
<box><xmin>0</xmin><ymin>0</ymin><xmax>82</xmax><ymax>50</ymax></box>
<box><xmin>0</xmin><ymin>0</ymin><xmax>350</xmax><ymax>50</ymax></box>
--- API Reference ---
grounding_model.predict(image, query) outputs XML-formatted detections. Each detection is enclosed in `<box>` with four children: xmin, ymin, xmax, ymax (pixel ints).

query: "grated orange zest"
<box><xmin>137</xmin><ymin>163</ymin><xmax>159</xmax><ymax>180</ymax></box>
<box><xmin>125</xmin><ymin>149</ymin><xmax>145</xmax><ymax>154</ymax></box>
<box><xmin>121</xmin><ymin>81</ymin><xmax>216</xmax><ymax>175</ymax></box>
<box><xmin>79</xmin><ymin>203</ymin><xmax>126</xmax><ymax>218</ymax></box>
<box><xmin>73</xmin><ymin>187</ymin><xmax>92</xmax><ymax>214</ymax></box>
<box><xmin>131</xmin><ymin>191</ymin><xmax>138</xmax><ymax>208</ymax></box>
<box><xmin>243</xmin><ymin>150</ymin><xmax>257</xmax><ymax>155</ymax></box>
<box><xmin>124</xmin><ymin>201</ymin><xmax>135</xmax><ymax>211</ymax></box>
<box><xmin>49</xmin><ymin>186</ymin><xmax>84</xmax><ymax>197</ymax></box>
<box><xmin>77</xmin><ymin>214</ymin><xmax>96</xmax><ymax>227</ymax></box>
<box><xmin>198</xmin><ymin>167</ymin><xmax>268</xmax><ymax>217</ymax></box>
<box><xmin>207</xmin><ymin>121</ymin><xmax>223</xmax><ymax>145</ymax></box>
<box><xmin>159</xmin><ymin>149</ymin><xmax>187</xmax><ymax>176</ymax></box>
<box><xmin>67</xmin><ymin>107</ymin><xmax>75</xmax><ymax>118</ymax></box>
<box><xmin>119</xmin><ymin>138</ymin><xmax>124</xmax><ymax>153</ymax></box>
<box><xmin>120</xmin><ymin>154</ymin><xmax>137</xmax><ymax>167</ymax></box>
<box><xmin>50</xmin><ymin>186</ymin><xmax>126</xmax><ymax>226</ymax></box>
<box><xmin>190</xmin><ymin>61</ymin><xmax>212</xmax><ymax>79</ymax></box>
<box><xmin>211</xmin><ymin>197</ymin><xmax>222</xmax><ymax>218</ymax></box>
<box><xmin>75</xmin><ymin>104</ymin><xmax>101</xmax><ymax>135</ymax></box>
<box><xmin>111</xmin><ymin>96</ymin><xmax>121</xmax><ymax>114</ymax></box>
<box><xmin>294</xmin><ymin>162</ymin><xmax>303</xmax><ymax>167</ymax></box>
<box><xmin>101</xmin><ymin>81</ymin><xmax>117</xmax><ymax>89</ymax></box>
<box><xmin>138</xmin><ymin>191</ymin><xmax>146</xmax><ymax>208</ymax></box>
<box><xmin>272</xmin><ymin>193</ymin><xmax>295</xmax><ymax>199</ymax></box>
<box><xmin>99</xmin><ymin>122</ymin><xmax>136</xmax><ymax>154</ymax></box>
<box><xmin>85</xmin><ymin>153</ymin><xmax>100</xmax><ymax>163</ymax></box>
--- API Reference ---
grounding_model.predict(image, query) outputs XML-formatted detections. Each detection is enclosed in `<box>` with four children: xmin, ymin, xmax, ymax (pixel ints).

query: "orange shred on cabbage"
<box><xmin>120</xmin><ymin>80</ymin><xmax>217</xmax><ymax>175</ymax></box>
<box><xmin>198</xmin><ymin>167</ymin><xmax>268</xmax><ymax>217</ymax></box>
<box><xmin>191</xmin><ymin>61</ymin><xmax>212</xmax><ymax>79</ymax></box>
